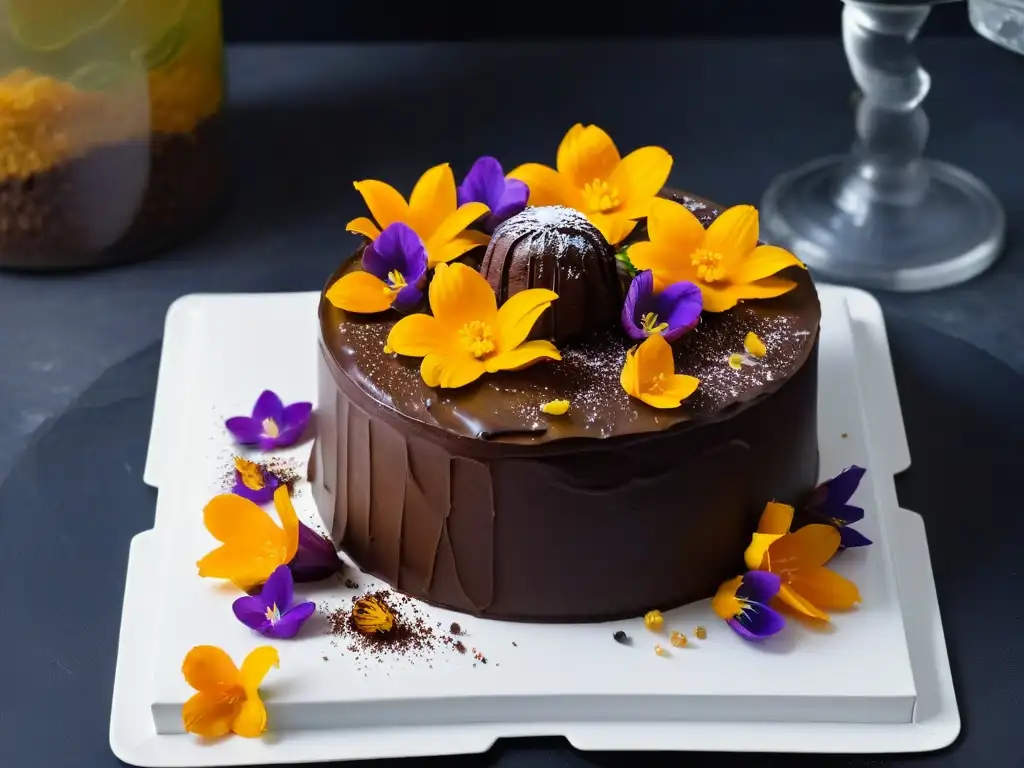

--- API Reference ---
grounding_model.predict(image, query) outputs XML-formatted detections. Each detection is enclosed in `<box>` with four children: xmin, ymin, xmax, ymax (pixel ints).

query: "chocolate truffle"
<box><xmin>479</xmin><ymin>205</ymin><xmax>620</xmax><ymax>345</ymax></box>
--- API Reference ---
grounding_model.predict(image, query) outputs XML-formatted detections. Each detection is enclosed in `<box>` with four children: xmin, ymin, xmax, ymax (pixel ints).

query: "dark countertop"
<box><xmin>0</xmin><ymin>39</ymin><xmax>1021</xmax><ymax>483</ymax></box>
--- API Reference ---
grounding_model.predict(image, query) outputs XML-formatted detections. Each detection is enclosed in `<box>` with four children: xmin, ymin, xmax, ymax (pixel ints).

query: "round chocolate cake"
<box><xmin>312</xmin><ymin>189</ymin><xmax>820</xmax><ymax>623</ymax></box>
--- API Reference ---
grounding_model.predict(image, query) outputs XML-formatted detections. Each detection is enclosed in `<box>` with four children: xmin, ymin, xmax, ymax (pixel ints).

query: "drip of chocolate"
<box><xmin>479</xmin><ymin>206</ymin><xmax>621</xmax><ymax>345</ymax></box>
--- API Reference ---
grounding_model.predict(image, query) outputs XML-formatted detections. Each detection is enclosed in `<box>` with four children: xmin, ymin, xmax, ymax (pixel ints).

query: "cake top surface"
<box><xmin>319</xmin><ymin>127</ymin><xmax>820</xmax><ymax>449</ymax></box>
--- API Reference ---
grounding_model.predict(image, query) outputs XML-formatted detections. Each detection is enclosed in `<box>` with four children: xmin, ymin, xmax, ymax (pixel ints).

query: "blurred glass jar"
<box><xmin>970</xmin><ymin>0</ymin><xmax>1024</xmax><ymax>56</ymax></box>
<box><xmin>0</xmin><ymin>0</ymin><xmax>226</xmax><ymax>271</ymax></box>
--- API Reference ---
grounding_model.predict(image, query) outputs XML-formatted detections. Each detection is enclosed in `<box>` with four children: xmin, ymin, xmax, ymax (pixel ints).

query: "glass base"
<box><xmin>760</xmin><ymin>156</ymin><xmax>1005</xmax><ymax>292</ymax></box>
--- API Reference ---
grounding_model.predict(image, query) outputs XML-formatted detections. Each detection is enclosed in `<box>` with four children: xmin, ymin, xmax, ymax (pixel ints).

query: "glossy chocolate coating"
<box><xmin>479</xmin><ymin>205</ymin><xmax>620</xmax><ymax>344</ymax></box>
<box><xmin>312</xmin><ymin>192</ymin><xmax>821</xmax><ymax>622</ymax></box>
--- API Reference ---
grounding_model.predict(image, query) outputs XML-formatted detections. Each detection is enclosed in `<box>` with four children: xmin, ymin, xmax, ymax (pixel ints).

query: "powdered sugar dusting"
<box><xmin>493</xmin><ymin>205</ymin><xmax>599</xmax><ymax>259</ymax></box>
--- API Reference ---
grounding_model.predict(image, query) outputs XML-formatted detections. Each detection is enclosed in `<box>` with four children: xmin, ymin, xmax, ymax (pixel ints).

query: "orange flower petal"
<box><xmin>587</xmin><ymin>211</ymin><xmax>637</xmax><ymax>246</ymax></box>
<box><xmin>196</xmin><ymin>547</ymin><xmax>284</xmax><ymax>591</ymax></box>
<box><xmin>352</xmin><ymin>179</ymin><xmax>409</xmax><ymax>230</ymax></box>
<box><xmin>427</xmin><ymin>353</ymin><xmax>487</xmax><ymax>389</ymax></box>
<box><xmin>646</xmin><ymin>198</ymin><xmax>706</xmax><ymax>255</ymax></box>
<box><xmin>240</xmin><ymin>646</ymin><xmax>280</xmax><ymax>696</ymax></box>
<box><xmin>627</xmin><ymin>239</ymin><xmax>699</xmax><ymax>291</ymax></box>
<box><xmin>635</xmin><ymin>333</ymin><xmax>675</xmax><ymax>389</ymax></box>
<box><xmin>711</xmin><ymin>575</ymin><xmax>745</xmax><ymax>620</ymax></box>
<box><xmin>744</xmin><ymin>532</ymin><xmax>783</xmax><ymax>570</ymax></box>
<box><xmin>777</xmin><ymin>583</ymin><xmax>831</xmax><ymax>621</ymax></box>
<box><xmin>272</xmin><ymin>486</ymin><xmax>300</xmax><ymax>564</ymax></box>
<box><xmin>426</xmin><ymin>229</ymin><xmax>490</xmax><ymax>268</ymax></box>
<box><xmin>555</xmin><ymin>123</ymin><xmax>621</xmax><ymax>189</ymax></box>
<box><xmin>765</xmin><ymin>524</ymin><xmax>841</xmax><ymax>573</ymax></box>
<box><xmin>758</xmin><ymin>501</ymin><xmax>795</xmax><ymax>535</ymax></box>
<box><xmin>704</xmin><ymin>205</ymin><xmax>759</xmax><ymax>267</ymax></box>
<box><xmin>788</xmin><ymin>567</ymin><xmax>862</xmax><ymax>611</ymax></box>
<box><xmin>428</xmin><ymin>262</ymin><xmax>498</xmax><ymax>328</ymax></box>
<box><xmin>232</xmin><ymin>698</ymin><xmax>268</xmax><ymax>739</ymax></box>
<box><xmin>182</xmin><ymin>688</ymin><xmax>242</xmax><ymax>738</ymax></box>
<box><xmin>609</xmin><ymin>146</ymin><xmax>674</xmax><ymax>219</ymax></box>
<box><xmin>661</xmin><ymin>374</ymin><xmax>700</xmax><ymax>403</ymax></box>
<box><xmin>429</xmin><ymin>202</ymin><xmax>489</xmax><ymax>248</ymax></box>
<box><xmin>639</xmin><ymin>387</ymin><xmax>696</xmax><ymax>410</ymax></box>
<box><xmin>324</xmin><ymin>271</ymin><xmax>395</xmax><ymax>314</ymax></box>
<box><xmin>484</xmin><ymin>339</ymin><xmax>561</xmax><ymax>374</ymax></box>
<box><xmin>182</xmin><ymin>645</ymin><xmax>241</xmax><ymax>691</ymax></box>
<box><xmin>620</xmin><ymin>345</ymin><xmax>641</xmax><ymax>399</ymax></box>
<box><xmin>730</xmin><ymin>244</ymin><xmax>805</xmax><ymax>285</ymax></box>
<box><xmin>699</xmin><ymin>277</ymin><xmax>799</xmax><ymax>313</ymax></box>
<box><xmin>387</xmin><ymin>312</ymin><xmax>442</xmax><ymax>357</ymax></box>
<box><xmin>202</xmin><ymin>494</ymin><xmax>281</xmax><ymax>545</ymax></box>
<box><xmin>408</xmin><ymin>163</ymin><xmax>456</xmax><ymax>236</ymax></box>
<box><xmin>345</xmin><ymin>216</ymin><xmax>381</xmax><ymax>240</ymax></box>
<box><xmin>507</xmin><ymin>163</ymin><xmax>581</xmax><ymax>209</ymax></box>
<box><xmin>494</xmin><ymin>288</ymin><xmax>559</xmax><ymax>350</ymax></box>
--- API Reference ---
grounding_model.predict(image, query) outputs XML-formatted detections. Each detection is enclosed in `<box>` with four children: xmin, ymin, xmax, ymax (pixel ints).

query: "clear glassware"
<box><xmin>970</xmin><ymin>0</ymin><xmax>1024</xmax><ymax>54</ymax></box>
<box><xmin>760</xmin><ymin>1</ymin><xmax>1005</xmax><ymax>292</ymax></box>
<box><xmin>0</xmin><ymin>0</ymin><xmax>226</xmax><ymax>271</ymax></box>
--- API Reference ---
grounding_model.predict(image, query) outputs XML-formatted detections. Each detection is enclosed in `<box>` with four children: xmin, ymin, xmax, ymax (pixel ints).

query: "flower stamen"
<box><xmin>640</xmin><ymin>312</ymin><xmax>669</xmax><ymax>336</ymax></box>
<box><xmin>234</xmin><ymin>457</ymin><xmax>265</xmax><ymax>491</ymax></box>
<box><xmin>458</xmin><ymin>320</ymin><xmax>496</xmax><ymax>358</ymax></box>
<box><xmin>264</xmin><ymin>603</ymin><xmax>281</xmax><ymax>624</ymax></box>
<box><xmin>581</xmin><ymin>178</ymin><xmax>621</xmax><ymax>213</ymax></box>
<box><xmin>261</xmin><ymin>418</ymin><xmax>280</xmax><ymax>438</ymax></box>
<box><xmin>648</xmin><ymin>372</ymin><xmax>668</xmax><ymax>394</ymax></box>
<box><xmin>386</xmin><ymin>269</ymin><xmax>407</xmax><ymax>292</ymax></box>
<box><xmin>691</xmin><ymin>247</ymin><xmax>727</xmax><ymax>283</ymax></box>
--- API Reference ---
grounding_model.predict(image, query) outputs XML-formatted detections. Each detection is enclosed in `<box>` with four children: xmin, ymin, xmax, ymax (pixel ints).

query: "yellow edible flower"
<box><xmin>346</xmin><ymin>163</ymin><xmax>491</xmax><ymax>268</ymax></box>
<box><xmin>620</xmin><ymin>334</ymin><xmax>700</xmax><ymax>409</ymax></box>
<box><xmin>196</xmin><ymin>486</ymin><xmax>298</xmax><ymax>592</ymax></box>
<box><xmin>629</xmin><ymin>198</ymin><xmax>806</xmax><ymax>312</ymax></box>
<box><xmin>181</xmin><ymin>645</ymin><xmax>279</xmax><ymax>739</ymax></box>
<box><xmin>744</xmin><ymin>502</ymin><xmax>861</xmax><ymax>621</ymax></box>
<box><xmin>386</xmin><ymin>262</ymin><xmax>561</xmax><ymax>389</ymax></box>
<box><xmin>540</xmin><ymin>399</ymin><xmax>570</xmax><ymax>415</ymax></box>
<box><xmin>508</xmin><ymin>123</ymin><xmax>672</xmax><ymax>246</ymax></box>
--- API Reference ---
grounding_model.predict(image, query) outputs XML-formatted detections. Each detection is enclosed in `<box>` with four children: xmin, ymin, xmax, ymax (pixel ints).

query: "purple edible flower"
<box><xmin>225</xmin><ymin>390</ymin><xmax>313</xmax><ymax>451</ymax></box>
<box><xmin>362</xmin><ymin>222</ymin><xmax>429</xmax><ymax>313</ymax></box>
<box><xmin>457</xmin><ymin>156</ymin><xmax>529</xmax><ymax>233</ymax></box>
<box><xmin>230</xmin><ymin>456</ymin><xmax>281</xmax><ymax>505</ymax></box>
<box><xmin>713</xmin><ymin>570</ymin><xmax>786</xmax><ymax>641</ymax></box>
<box><xmin>805</xmin><ymin>465</ymin><xmax>872</xmax><ymax>549</ymax></box>
<box><xmin>290</xmin><ymin>523</ymin><xmax>344</xmax><ymax>583</ymax></box>
<box><xmin>232</xmin><ymin>565</ymin><xmax>315</xmax><ymax>639</ymax></box>
<box><xmin>621</xmin><ymin>270</ymin><xmax>703</xmax><ymax>342</ymax></box>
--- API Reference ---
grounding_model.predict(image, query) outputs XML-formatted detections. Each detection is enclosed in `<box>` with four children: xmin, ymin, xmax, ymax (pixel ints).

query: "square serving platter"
<box><xmin>110</xmin><ymin>287</ymin><xmax>958</xmax><ymax>766</ymax></box>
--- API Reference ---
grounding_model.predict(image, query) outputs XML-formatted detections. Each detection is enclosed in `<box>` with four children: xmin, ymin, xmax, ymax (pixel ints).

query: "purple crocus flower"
<box><xmin>225</xmin><ymin>390</ymin><xmax>313</xmax><ymax>451</ymax></box>
<box><xmin>457</xmin><ymin>156</ymin><xmax>529</xmax><ymax>233</ymax></box>
<box><xmin>290</xmin><ymin>523</ymin><xmax>344</xmax><ymax>583</ymax></box>
<box><xmin>230</xmin><ymin>456</ymin><xmax>281</xmax><ymax>505</ymax></box>
<box><xmin>712</xmin><ymin>570</ymin><xmax>786</xmax><ymax>641</ymax></box>
<box><xmin>362</xmin><ymin>222</ymin><xmax>429</xmax><ymax>313</ymax></box>
<box><xmin>621</xmin><ymin>270</ymin><xmax>703</xmax><ymax>342</ymax></box>
<box><xmin>232</xmin><ymin>565</ymin><xmax>316</xmax><ymax>639</ymax></box>
<box><xmin>805</xmin><ymin>466</ymin><xmax>872</xmax><ymax>549</ymax></box>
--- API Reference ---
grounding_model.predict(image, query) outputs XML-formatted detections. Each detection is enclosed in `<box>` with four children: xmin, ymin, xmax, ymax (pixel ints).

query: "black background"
<box><xmin>220</xmin><ymin>0</ymin><xmax>974</xmax><ymax>42</ymax></box>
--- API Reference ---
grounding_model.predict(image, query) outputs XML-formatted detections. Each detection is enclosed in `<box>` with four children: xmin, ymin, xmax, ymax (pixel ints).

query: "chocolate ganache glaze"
<box><xmin>312</xmin><ymin>191</ymin><xmax>821</xmax><ymax>622</ymax></box>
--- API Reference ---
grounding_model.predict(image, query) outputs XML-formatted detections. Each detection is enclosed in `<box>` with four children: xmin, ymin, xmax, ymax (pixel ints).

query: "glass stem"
<box><xmin>836</xmin><ymin>2</ymin><xmax>933</xmax><ymax>213</ymax></box>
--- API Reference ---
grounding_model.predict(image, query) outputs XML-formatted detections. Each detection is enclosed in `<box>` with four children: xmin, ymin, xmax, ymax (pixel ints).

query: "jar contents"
<box><xmin>0</xmin><ymin>0</ymin><xmax>226</xmax><ymax>270</ymax></box>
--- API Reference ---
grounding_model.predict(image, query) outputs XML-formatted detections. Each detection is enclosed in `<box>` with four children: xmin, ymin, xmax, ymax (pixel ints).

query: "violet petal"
<box><xmin>251</xmin><ymin>390</ymin><xmax>285</xmax><ymax>425</ymax></box>
<box><xmin>735</xmin><ymin>602</ymin><xmax>786</xmax><ymax>639</ymax></box>
<box><xmin>736</xmin><ymin>570</ymin><xmax>782</xmax><ymax>604</ymax></box>
<box><xmin>359</xmin><ymin>240</ymin><xmax>390</xmax><ymax>281</ymax></box>
<box><xmin>231</xmin><ymin>472</ymin><xmax>279</xmax><ymax>505</ymax></box>
<box><xmin>492</xmin><ymin>178</ymin><xmax>529</xmax><ymax>221</ymax></box>
<box><xmin>458</xmin><ymin>156</ymin><xmax>506</xmax><ymax>209</ymax></box>
<box><xmin>232</xmin><ymin>593</ymin><xmax>272</xmax><ymax>632</ymax></box>
<box><xmin>833</xmin><ymin>503</ymin><xmax>865</xmax><ymax>526</ymax></box>
<box><xmin>225</xmin><ymin>416</ymin><xmax>261</xmax><ymax>445</ymax></box>
<box><xmin>726</xmin><ymin>616</ymin><xmax>761</xmax><ymax>641</ymax></box>
<box><xmin>656</xmin><ymin>281</ymin><xmax>703</xmax><ymax>342</ymax></box>
<box><xmin>823</xmin><ymin>466</ymin><xmax>866</xmax><ymax>507</ymax></box>
<box><xmin>263</xmin><ymin>601</ymin><xmax>316</xmax><ymax>639</ymax></box>
<box><xmin>290</xmin><ymin>523</ymin><xmax>343</xmax><ymax>582</ymax></box>
<box><xmin>281</xmin><ymin>401</ymin><xmax>313</xmax><ymax>433</ymax></box>
<box><xmin>839</xmin><ymin>525</ymin><xmax>873</xmax><ymax>549</ymax></box>
<box><xmin>621</xmin><ymin>270</ymin><xmax>654</xmax><ymax>341</ymax></box>
<box><xmin>261</xmin><ymin>565</ymin><xmax>294</xmax><ymax>612</ymax></box>
<box><xmin>393</xmin><ymin>283</ymin><xmax>425</xmax><ymax>313</ymax></box>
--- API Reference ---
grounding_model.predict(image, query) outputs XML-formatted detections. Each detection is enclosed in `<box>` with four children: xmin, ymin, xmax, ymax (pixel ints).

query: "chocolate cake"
<box><xmin>313</xmin><ymin>154</ymin><xmax>819</xmax><ymax>622</ymax></box>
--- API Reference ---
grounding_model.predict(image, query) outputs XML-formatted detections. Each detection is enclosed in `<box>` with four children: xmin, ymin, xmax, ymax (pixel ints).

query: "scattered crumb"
<box><xmin>613</xmin><ymin>630</ymin><xmax>632</xmax><ymax>645</ymax></box>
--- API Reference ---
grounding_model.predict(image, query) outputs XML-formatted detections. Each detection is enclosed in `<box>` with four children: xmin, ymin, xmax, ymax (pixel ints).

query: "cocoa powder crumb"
<box><xmin>449</xmin><ymin>622</ymin><xmax>462</xmax><ymax>635</ymax></box>
<box><xmin>344</xmin><ymin>578</ymin><xmax>360</xmax><ymax>589</ymax></box>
